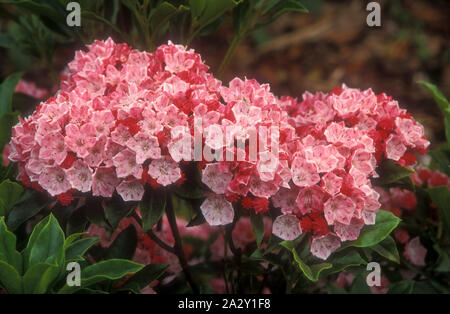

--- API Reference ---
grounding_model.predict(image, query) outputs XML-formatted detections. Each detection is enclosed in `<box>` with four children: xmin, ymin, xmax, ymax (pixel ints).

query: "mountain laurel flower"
<box><xmin>200</xmin><ymin>194</ymin><xmax>234</xmax><ymax>226</ymax></box>
<box><xmin>272</xmin><ymin>214</ymin><xmax>302</xmax><ymax>241</ymax></box>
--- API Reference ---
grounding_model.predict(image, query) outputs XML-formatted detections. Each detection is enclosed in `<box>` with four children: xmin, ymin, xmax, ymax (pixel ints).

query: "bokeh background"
<box><xmin>198</xmin><ymin>0</ymin><xmax>449</xmax><ymax>148</ymax></box>
<box><xmin>1</xmin><ymin>0</ymin><xmax>449</xmax><ymax>146</ymax></box>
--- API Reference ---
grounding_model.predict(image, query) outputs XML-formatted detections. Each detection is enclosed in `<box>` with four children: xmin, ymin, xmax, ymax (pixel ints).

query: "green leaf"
<box><xmin>322</xmin><ymin>250</ymin><xmax>367</xmax><ymax>276</ymax></box>
<box><xmin>58</xmin><ymin>259</ymin><xmax>143</xmax><ymax>294</ymax></box>
<box><xmin>186</xmin><ymin>212</ymin><xmax>206</xmax><ymax>227</ymax></box>
<box><xmin>373</xmin><ymin>159</ymin><xmax>414</xmax><ymax>186</ymax></box>
<box><xmin>260</xmin><ymin>0</ymin><xmax>308</xmax><ymax>26</ymax></box>
<box><xmin>149</xmin><ymin>2</ymin><xmax>178</xmax><ymax>32</ymax></box>
<box><xmin>65</xmin><ymin>237</ymin><xmax>100</xmax><ymax>262</ymax></box>
<box><xmin>104</xmin><ymin>195</ymin><xmax>136</xmax><ymax>230</ymax></box>
<box><xmin>6</xmin><ymin>189</ymin><xmax>47</xmax><ymax>231</ymax></box>
<box><xmin>327</xmin><ymin>284</ymin><xmax>347</xmax><ymax>294</ymax></box>
<box><xmin>279</xmin><ymin>235</ymin><xmax>304</xmax><ymax>250</ymax></box>
<box><xmin>370</xmin><ymin>236</ymin><xmax>400</xmax><ymax>263</ymax></box>
<box><xmin>418</xmin><ymin>81</ymin><xmax>450</xmax><ymax>146</ymax></box>
<box><xmin>119</xmin><ymin>263</ymin><xmax>169</xmax><ymax>294</ymax></box>
<box><xmin>81</xmin><ymin>199</ymin><xmax>109</xmax><ymax>229</ymax></box>
<box><xmin>189</xmin><ymin>0</ymin><xmax>206</xmax><ymax>18</ymax></box>
<box><xmin>0</xmin><ymin>111</ymin><xmax>19</xmax><ymax>151</ymax></box>
<box><xmin>411</xmin><ymin>281</ymin><xmax>438</xmax><ymax>294</ymax></box>
<box><xmin>249</xmin><ymin>248</ymin><xmax>283</xmax><ymax>267</ymax></box>
<box><xmin>0</xmin><ymin>179</ymin><xmax>23</xmax><ymax>216</ymax></box>
<box><xmin>265</xmin><ymin>235</ymin><xmax>282</xmax><ymax>253</ymax></box>
<box><xmin>341</xmin><ymin>210</ymin><xmax>401</xmax><ymax>249</ymax></box>
<box><xmin>231</xmin><ymin>0</ymin><xmax>252</xmax><ymax>35</ymax></box>
<box><xmin>197</xmin><ymin>0</ymin><xmax>240</xmax><ymax>28</ymax></box>
<box><xmin>81</xmin><ymin>11</ymin><xmax>129</xmax><ymax>42</ymax></box>
<box><xmin>22</xmin><ymin>262</ymin><xmax>60</xmax><ymax>293</ymax></box>
<box><xmin>28</xmin><ymin>214</ymin><xmax>65</xmax><ymax>267</ymax></box>
<box><xmin>66</xmin><ymin>205</ymin><xmax>89</xmax><ymax>235</ymax></box>
<box><xmin>433</xmin><ymin>244</ymin><xmax>450</xmax><ymax>273</ymax></box>
<box><xmin>175</xmin><ymin>184</ymin><xmax>206</xmax><ymax>199</ymax></box>
<box><xmin>104</xmin><ymin>225</ymin><xmax>137</xmax><ymax>260</ymax></box>
<box><xmin>427</xmin><ymin>186</ymin><xmax>450</xmax><ymax>236</ymax></box>
<box><xmin>250</xmin><ymin>213</ymin><xmax>265</xmax><ymax>247</ymax></box>
<box><xmin>388</xmin><ymin>280</ymin><xmax>415</xmax><ymax>294</ymax></box>
<box><xmin>22</xmin><ymin>215</ymin><xmax>51</xmax><ymax>270</ymax></box>
<box><xmin>281</xmin><ymin>241</ymin><xmax>332</xmax><ymax>281</ymax></box>
<box><xmin>418</xmin><ymin>81</ymin><xmax>450</xmax><ymax>119</ymax></box>
<box><xmin>0</xmin><ymin>217</ymin><xmax>22</xmax><ymax>273</ymax></box>
<box><xmin>0</xmin><ymin>260</ymin><xmax>22</xmax><ymax>293</ymax></box>
<box><xmin>171</xmin><ymin>193</ymin><xmax>194</xmax><ymax>221</ymax></box>
<box><xmin>430</xmin><ymin>146</ymin><xmax>450</xmax><ymax>176</ymax></box>
<box><xmin>140</xmin><ymin>190</ymin><xmax>166</xmax><ymax>232</ymax></box>
<box><xmin>63</xmin><ymin>232</ymin><xmax>87</xmax><ymax>249</ymax></box>
<box><xmin>0</xmin><ymin>1</ymin><xmax>65</xmax><ymax>25</ymax></box>
<box><xmin>0</xmin><ymin>71</ymin><xmax>23</xmax><ymax>115</ymax></box>
<box><xmin>349</xmin><ymin>274</ymin><xmax>372</xmax><ymax>294</ymax></box>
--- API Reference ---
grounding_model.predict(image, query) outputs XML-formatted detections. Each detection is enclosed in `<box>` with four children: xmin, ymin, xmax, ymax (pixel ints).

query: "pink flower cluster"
<box><xmin>9</xmin><ymin>38</ymin><xmax>222</xmax><ymax>201</ymax></box>
<box><xmin>269</xmin><ymin>86</ymin><xmax>429</xmax><ymax>259</ymax></box>
<box><xmin>8</xmin><ymin>38</ymin><xmax>430</xmax><ymax>260</ymax></box>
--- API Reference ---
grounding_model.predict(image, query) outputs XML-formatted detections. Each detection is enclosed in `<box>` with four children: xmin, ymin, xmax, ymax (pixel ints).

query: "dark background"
<box><xmin>1</xmin><ymin>0</ymin><xmax>449</xmax><ymax>146</ymax></box>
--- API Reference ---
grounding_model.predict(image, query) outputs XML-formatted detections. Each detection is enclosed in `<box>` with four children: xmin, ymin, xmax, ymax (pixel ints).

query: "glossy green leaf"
<box><xmin>149</xmin><ymin>2</ymin><xmax>177</xmax><ymax>32</ymax></box>
<box><xmin>58</xmin><ymin>259</ymin><xmax>143</xmax><ymax>293</ymax></box>
<box><xmin>418</xmin><ymin>81</ymin><xmax>450</xmax><ymax>146</ymax></box>
<box><xmin>370</xmin><ymin>236</ymin><xmax>400</xmax><ymax>263</ymax></box>
<box><xmin>433</xmin><ymin>244</ymin><xmax>450</xmax><ymax>273</ymax></box>
<box><xmin>0</xmin><ymin>217</ymin><xmax>22</xmax><ymax>273</ymax></box>
<box><xmin>281</xmin><ymin>241</ymin><xmax>331</xmax><ymax>281</ymax></box>
<box><xmin>65</xmin><ymin>237</ymin><xmax>100</xmax><ymax>262</ymax></box>
<box><xmin>119</xmin><ymin>263</ymin><xmax>169</xmax><ymax>294</ymax></box>
<box><xmin>340</xmin><ymin>210</ymin><xmax>401</xmax><ymax>249</ymax></box>
<box><xmin>411</xmin><ymin>281</ymin><xmax>439</xmax><ymax>294</ymax></box>
<box><xmin>327</xmin><ymin>284</ymin><xmax>347</xmax><ymax>294</ymax></box>
<box><xmin>29</xmin><ymin>214</ymin><xmax>65</xmax><ymax>267</ymax></box>
<box><xmin>171</xmin><ymin>193</ymin><xmax>194</xmax><ymax>221</ymax></box>
<box><xmin>388</xmin><ymin>280</ymin><xmax>415</xmax><ymax>294</ymax></box>
<box><xmin>189</xmin><ymin>0</ymin><xmax>206</xmax><ymax>18</ymax></box>
<box><xmin>22</xmin><ymin>215</ymin><xmax>51</xmax><ymax>269</ymax></box>
<box><xmin>260</xmin><ymin>0</ymin><xmax>308</xmax><ymax>26</ymax></box>
<box><xmin>418</xmin><ymin>81</ymin><xmax>450</xmax><ymax>119</ymax></box>
<box><xmin>104</xmin><ymin>195</ymin><xmax>136</xmax><ymax>230</ymax></box>
<box><xmin>430</xmin><ymin>146</ymin><xmax>450</xmax><ymax>176</ymax></box>
<box><xmin>0</xmin><ymin>111</ymin><xmax>19</xmax><ymax>151</ymax></box>
<box><xmin>0</xmin><ymin>1</ymin><xmax>64</xmax><ymax>25</ymax></box>
<box><xmin>81</xmin><ymin>11</ymin><xmax>129</xmax><ymax>42</ymax></box>
<box><xmin>104</xmin><ymin>225</ymin><xmax>137</xmax><ymax>260</ymax></box>
<box><xmin>373</xmin><ymin>159</ymin><xmax>414</xmax><ymax>186</ymax></box>
<box><xmin>140</xmin><ymin>190</ymin><xmax>166</xmax><ymax>232</ymax></box>
<box><xmin>22</xmin><ymin>262</ymin><xmax>60</xmax><ymax>294</ymax></box>
<box><xmin>0</xmin><ymin>71</ymin><xmax>23</xmax><ymax>115</ymax></box>
<box><xmin>250</xmin><ymin>212</ymin><xmax>265</xmax><ymax>247</ymax></box>
<box><xmin>198</xmin><ymin>0</ymin><xmax>240</xmax><ymax>28</ymax></box>
<box><xmin>0</xmin><ymin>260</ymin><xmax>22</xmax><ymax>293</ymax></box>
<box><xmin>427</xmin><ymin>186</ymin><xmax>450</xmax><ymax>236</ymax></box>
<box><xmin>322</xmin><ymin>250</ymin><xmax>366</xmax><ymax>276</ymax></box>
<box><xmin>63</xmin><ymin>232</ymin><xmax>87</xmax><ymax>249</ymax></box>
<box><xmin>186</xmin><ymin>212</ymin><xmax>206</xmax><ymax>227</ymax></box>
<box><xmin>0</xmin><ymin>179</ymin><xmax>23</xmax><ymax>217</ymax></box>
<box><xmin>349</xmin><ymin>275</ymin><xmax>371</xmax><ymax>294</ymax></box>
<box><xmin>6</xmin><ymin>189</ymin><xmax>47</xmax><ymax>231</ymax></box>
<box><xmin>231</xmin><ymin>0</ymin><xmax>252</xmax><ymax>35</ymax></box>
